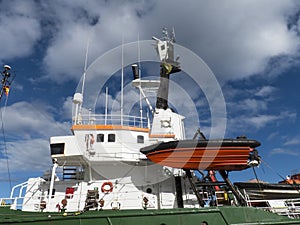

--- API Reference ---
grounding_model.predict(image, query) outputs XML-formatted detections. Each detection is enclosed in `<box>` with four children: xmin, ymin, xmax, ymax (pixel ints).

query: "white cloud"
<box><xmin>1</xmin><ymin>0</ymin><xmax>296</xmax><ymax>82</ymax></box>
<box><xmin>0</xmin><ymin>0</ymin><xmax>299</xmax><ymax>85</ymax></box>
<box><xmin>227</xmin><ymin>111</ymin><xmax>296</xmax><ymax>132</ymax></box>
<box><xmin>0</xmin><ymin>139</ymin><xmax>51</xmax><ymax>173</ymax></box>
<box><xmin>0</xmin><ymin>101</ymin><xmax>71</xmax><ymax>176</ymax></box>
<box><xmin>141</xmin><ymin>0</ymin><xmax>300</xmax><ymax>80</ymax></box>
<box><xmin>43</xmin><ymin>24</ymin><xmax>92</xmax><ymax>82</ymax></box>
<box><xmin>246</xmin><ymin>114</ymin><xmax>280</xmax><ymax>129</ymax></box>
<box><xmin>42</xmin><ymin>1</ymin><xmax>144</xmax><ymax>82</ymax></box>
<box><xmin>225</xmin><ymin>87</ymin><xmax>270</xmax><ymax>115</ymax></box>
<box><xmin>255</xmin><ymin>86</ymin><xmax>278</xmax><ymax>97</ymax></box>
<box><xmin>61</xmin><ymin>96</ymin><xmax>74</xmax><ymax>120</ymax></box>
<box><xmin>1</xmin><ymin>101</ymin><xmax>70</xmax><ymax>139</ymax></box>
<box><xmin>0</xmin><ymin>1</ymin><xmax>41</xmax><ymax>62</ymax></box>
<box><xmin>0</xmin><ymin>0</ymin><xmax>300</xmax><ymax>180</ymax></box>
<box><xmin>284</xmin><ymin>135</ymin><xmax>300</xmax><ymax>146</ymax></box>
<box><xmin>237</xmin><ymin>98</ymin><xmax>268</xmax><ymax>113</ymax></box>
<box><xmin>269</xmin><ymin>147</ymin><xmax>299</xmax><ymax>156</ymax></box>
<box><xmin>248</xmin><ymin>111</ymin><xmax>295</xmax><ymax>128</ymax></box>
<box><xmin>266</xmin><ymin>131</ymin><xmax>280</xmax><ymax>141</ymax></box>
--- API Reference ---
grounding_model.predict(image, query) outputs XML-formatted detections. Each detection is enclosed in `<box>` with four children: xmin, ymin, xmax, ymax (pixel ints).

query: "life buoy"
<box><xmin>101</xmin><ymin>181</ymin><xmax>113</xmax><ymax>193</ymax></box>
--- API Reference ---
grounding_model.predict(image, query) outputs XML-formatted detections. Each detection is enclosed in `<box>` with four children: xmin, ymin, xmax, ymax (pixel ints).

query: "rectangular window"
<box><xmin>50</xmin><ymin>143</ymin><xmax>65</xmax><ymax>155</ymax></box>
<box><xmin>108</xmin><ymin>134</ymin><xmax>115</xmax><ymax>142</ymax></box>
<box><xmin>97</xmin><ymin>134</ymin><xmax>104</xmax><ymax>142</ymax></box>
<box><xmin>137</xmin><ymin>135</ymin><xmax>144</xmax><ymax>143</ymax></box>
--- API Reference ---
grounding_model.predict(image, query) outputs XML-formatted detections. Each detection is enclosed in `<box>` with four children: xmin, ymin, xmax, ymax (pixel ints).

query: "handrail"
<box><xmin>10</xmin><ymin>181</ymin><xmax>28</xmax><ymax>199</ymax></box>
<box><xmin>73</xmin><ymin>113</ymin><xmax>149</xmax><ymax>128</ymax></box>
<box><xmin>85</xmin><ymin>151</ymin><xmax>147</xmax><ymax>161</ymax></box>
<box><xmin>246</xmin><ymin>198</ymin><xmax>300</xmax><ymax>218</ymax></box>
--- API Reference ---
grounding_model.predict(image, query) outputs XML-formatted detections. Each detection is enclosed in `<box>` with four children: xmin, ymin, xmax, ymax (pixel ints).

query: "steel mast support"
<box><xmin>185</xmin><ymin>169</ymin><xmax>205</xmax><ymax>207</ymax></box>
<box><xmin>219</xmin><ymin>170</ymin><xmax>247</xmax><ymax>206</ymax></box>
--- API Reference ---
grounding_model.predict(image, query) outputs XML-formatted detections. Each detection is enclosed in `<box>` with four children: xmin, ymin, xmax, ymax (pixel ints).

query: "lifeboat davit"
<box><xmin>140</xmin><ymin>138</ymin><xmax>261</xmax><ymax>171</ymax></box>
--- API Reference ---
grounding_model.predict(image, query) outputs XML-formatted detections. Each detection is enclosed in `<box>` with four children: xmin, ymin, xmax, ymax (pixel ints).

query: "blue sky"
<box><xmin>1</xmin><ymin>0</ymin><xmax>300</xmax><ymax>197</ymax></box>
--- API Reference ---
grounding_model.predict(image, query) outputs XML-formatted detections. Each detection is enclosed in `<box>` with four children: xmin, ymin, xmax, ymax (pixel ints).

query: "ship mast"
<box><xmin>120</xmin><ymin>36</ymin><xmax>124</xmax><ymax>126</ymax></box>
<box><xmin>152</xmin><ymin>28</ymin><xmax>181</xmax><ymax>110</ymax></box>
<box><xmin>138</xmin><ymin>33</ymin><xmax>143</xmax><ymax>127</ymax></box>
<box><xmin>73</xmin><ymin>40</ymin><xmax>90</xmax><ymax>125</ymax></box>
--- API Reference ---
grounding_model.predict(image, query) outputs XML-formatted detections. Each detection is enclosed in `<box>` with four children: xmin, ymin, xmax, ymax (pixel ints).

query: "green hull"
<box><xmin>1</xmin><ymin>206</ymin><xmax>300</xmax><ymax>225</ymax></box>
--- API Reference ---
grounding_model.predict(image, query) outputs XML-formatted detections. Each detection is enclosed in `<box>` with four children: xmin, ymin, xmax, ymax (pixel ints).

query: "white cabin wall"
<box><xmin>50</xmin><ymin>136</ymin><xmax>82</xmax><ymax>156</ymax></box>
<box><xmin>72</xmin><ymin>129</ymin><xmax>149</xmax><ymax>161</ymax></box>
<box><xmin>20</xmin><ymin>171</ymin><xmax>197</xmax><ymax>212</ymax></box>
<box><xmin>150</xmin><ymin>108</ymin><xmax>185</xmax><ymax>140</ymax></box>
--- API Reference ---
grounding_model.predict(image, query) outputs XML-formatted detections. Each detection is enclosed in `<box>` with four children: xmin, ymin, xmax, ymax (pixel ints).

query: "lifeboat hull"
<box><xmin>140</xmin><ymin>139</ymin><xmax>260</xmax><ymax>171</ymax></box>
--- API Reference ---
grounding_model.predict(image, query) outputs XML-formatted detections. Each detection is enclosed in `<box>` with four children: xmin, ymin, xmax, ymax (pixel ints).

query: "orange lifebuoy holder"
<box><xmin>101</xmin><ymin>181</ymin><xmax>114</xmax><ymax>193</ymax></box>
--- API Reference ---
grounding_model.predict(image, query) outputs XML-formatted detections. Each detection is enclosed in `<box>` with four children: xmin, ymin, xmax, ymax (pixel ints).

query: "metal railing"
<box><xmin>85</xmin><ymin>151</ymin><xmax>147</xmax><ymax>161</ymax></box>
<box><xmin>73</xmin><ymin>113</ymin><xmax>149</xmax><ymax>128</ymax></box>
<box><xmin>245</xmin><ymin>198</ymin><xmax>300</xmax><ymax>218</ymax></box>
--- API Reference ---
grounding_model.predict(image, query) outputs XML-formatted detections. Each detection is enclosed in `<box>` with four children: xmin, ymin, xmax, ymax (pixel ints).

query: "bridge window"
<box><xmin>108</xmin><ymin>134</ymin><xmax>115</xmax><ymax>142</ymax></box>
<box><xmin>137</xmin><ymin>135</ymin><xmax>144</xmax><ymax>143</ymax></box>
<box><xmin>50</xmin><ymin>143</ymin><xmax>65</xmax><ymax>155</ymax></box>
<box><xmin>97</xmin><ymin>134</ymin><xmax>104</xmax><ymax>142</ymax></box>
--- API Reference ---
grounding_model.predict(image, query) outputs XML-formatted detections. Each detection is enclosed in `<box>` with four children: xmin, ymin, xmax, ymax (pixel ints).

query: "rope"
<box><xmin>261</xmin><ymin>159</ymin><xmax>300</xmax><ymax>193</ymax></box>
<box><xmin>0</xmin><ymin>69</ymin><xmax>15</xmax><ymax>189</ymax></box>
<box><xmin>252</xmin><ymin>166</ymin><xmax>262</xmax><ymax>192</ymax></box>
<box><xmin>261</xmin><ymin>159</ymin><xmax>286</xmax><ymax>181</ymax></box>
<box><xmin>2</xmin><ymin>93</ymin><xmax>8</xmax><ymax>115</ymax></box>
<box><xmin>0</xmin><ymin>94</ymin><xmax>12</xmax><ymax>190</ymax></box>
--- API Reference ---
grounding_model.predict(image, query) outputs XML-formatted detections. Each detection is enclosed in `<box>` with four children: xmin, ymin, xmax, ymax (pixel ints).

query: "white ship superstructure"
<box><xmin>8</xmin><ymin>30</ymin><xmax>202</xmax><ymax>212</ymax></box>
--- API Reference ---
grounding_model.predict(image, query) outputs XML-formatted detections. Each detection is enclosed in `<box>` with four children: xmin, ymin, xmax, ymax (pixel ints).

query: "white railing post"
<box><xmin>48</xmin><ymin>162</ymin><xmax>58</xmax><ymax>210</ymax></box>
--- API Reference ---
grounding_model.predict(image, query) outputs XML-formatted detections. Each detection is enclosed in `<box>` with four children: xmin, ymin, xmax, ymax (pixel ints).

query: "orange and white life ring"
<box><xmin>101</xmin><ymin>181</ymin><xmax>113</xmax><ymax>193</ymax></box>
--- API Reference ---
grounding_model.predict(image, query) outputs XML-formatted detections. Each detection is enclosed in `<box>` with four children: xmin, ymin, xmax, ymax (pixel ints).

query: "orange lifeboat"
<box><xmin>140</xmin><ymin>138</ymin><xmax>260</xmax><ymax>171</ymax></box>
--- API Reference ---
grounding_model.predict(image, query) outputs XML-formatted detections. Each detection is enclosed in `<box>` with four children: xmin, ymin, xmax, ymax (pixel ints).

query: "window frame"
<box><xmin>97</xmin><ymin>133</ymin><xmax>104</xmax><ymax>142</ymax></box>
<box><xmin>108</xmin><ymin>133</ymin><xmax>116</xmax><ymax>142</ymax></box>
